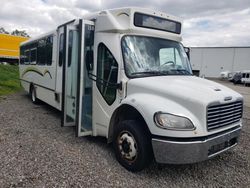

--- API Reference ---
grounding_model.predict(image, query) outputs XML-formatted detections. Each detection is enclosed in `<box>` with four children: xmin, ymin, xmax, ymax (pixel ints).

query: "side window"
<box><xmin>159</xmin><ymin>48</ymin><xmax>182</xmax><ymax>67</ymax></box>
<box><xmin>30</xmin><ymin>48</ymin><xmax>37</xmax><ymax>64</ymax></box>
<box><xmin>37</xmin><ymin>36</ymin><xmax>53</xmax><ymax>66</ymax></box>
<box><xmin>46</xmin><ymin>36</ymin><xmax>53</xmax><ymax>65</ymax></box>
<box><xmin>59</xmin><ymin>33</ymin><xmax>64</xmax><ymax>67</ymax></box>
<box><xmin>37</xmin><ymin>38</ymin><xmax>46</xmax><ymax>65</ymax></box>
<box><xmin>24</xmin><ymin>50</ymin><xmax>30</xmax><ymax>64</ymax></box>
<box><xmin>20</xmin><ymin>46</ymin><xmax>25</xmax><ymax>64</ymax></box>
<box><xmin>97</xmin><ymin>43</ymin><xmax>118</xmax><ymax>105</ymax></box>
<box><xmin>174</xmin><ymin>49</ymin><xmax>182</xmax><ymax>66</ymax></box>
<box><xmin>159</xmin><ymin>48</ymin><xmax>174</xmax><ymax>64</ymax></box>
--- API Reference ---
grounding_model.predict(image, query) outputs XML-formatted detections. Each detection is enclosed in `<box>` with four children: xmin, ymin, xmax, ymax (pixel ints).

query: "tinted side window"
<box><xmin>20</xmin><ymin>46</ymin><xmax>25</xmax><ymax>64</ymax></box>
<box><xmin>37</xmin><ymin>36</ymin><xmax>53</xmax><ymax>66</ymax></box>
<box><xmin>159</xmin><ymin>47</ymin><xmax>182</xmax><ymax>66</ymax></box>
<box><xmin>46</xmin><ymin>36</ymin><xmax>53</xmax><ymax>65</ymax></box>
<box><xmin>97</xmin><ymin>43</ymin><xmax>118</xmax><ymax>105</ymax></box>
<box><xmin>30</xmin><ymin>48</ymin><xmax>37</xmax><ymax>63</ymax></box>
<box><xmin>24</xmin><ymin>50</ymin><xmax>30</xmax><ymax>64</ymax></box>
<box><xmin>37</xmin><ymin>38</ymin><xmax>46</xmax><ymax>65</ymax></box>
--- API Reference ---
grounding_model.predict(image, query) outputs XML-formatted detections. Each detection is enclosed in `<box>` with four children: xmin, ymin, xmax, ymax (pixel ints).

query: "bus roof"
<box><xmin>21</xmin><ymin>7</ymin><xmax>183</xmax><ymax>46</ymax></box>
<box><xmin>85</xmin><ymin>7</ymin><xmax>183</xmax><ymax>41</ymax></box>
<box><xmin>20</xmin><ymin>30</ymin><xmax>55</xmax><ymax>46</ymax></box>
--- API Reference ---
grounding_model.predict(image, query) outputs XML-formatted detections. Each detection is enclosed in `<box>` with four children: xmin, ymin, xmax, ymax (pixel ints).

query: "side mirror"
<box><xmin>86</xmin><ymin>50</ymin><xmax>93</xmax><ymax>71</ymax></box>
<box><xmin>184</xmin><ymin>47</ymin><xmax>190</xmax><ymax>60</ymax></box>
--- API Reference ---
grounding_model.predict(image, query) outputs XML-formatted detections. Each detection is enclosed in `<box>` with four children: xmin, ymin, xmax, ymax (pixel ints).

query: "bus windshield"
<box><xmin>121</xmin><ymin>36</ymin><xmax>192</xmax><ymax>78</ymax></box>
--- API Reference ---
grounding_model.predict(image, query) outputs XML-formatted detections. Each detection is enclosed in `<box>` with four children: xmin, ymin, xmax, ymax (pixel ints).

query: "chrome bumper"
<box><xmin>152</xmin><ymin>126</ymin><xmax>241</xmax><ymax>164</ymax></box>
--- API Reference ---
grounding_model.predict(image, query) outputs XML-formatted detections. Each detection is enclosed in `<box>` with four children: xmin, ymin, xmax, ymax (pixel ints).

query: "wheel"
<box><xmin>113</xmin><ymin>120</ymin><xmax>153</xmax><ymax>172</ymax></box>
<box><xmin>30</xmin><ymin>86</ymin><xmax>39</xmax><ymax>104</ymax></box>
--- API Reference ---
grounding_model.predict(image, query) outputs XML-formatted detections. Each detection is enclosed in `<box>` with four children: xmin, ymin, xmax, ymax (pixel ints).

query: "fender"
<box><xmin>115</xmin><ymin>93</ymin><xmax>205</xmax><ymax>138</ymax></box>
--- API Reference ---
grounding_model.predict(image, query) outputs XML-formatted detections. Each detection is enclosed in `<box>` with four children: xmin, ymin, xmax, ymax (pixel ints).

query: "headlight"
<box><xmin>154</xmin><ymin>112</ymin><xmax>195</xmax><ymax>130</ymax></box>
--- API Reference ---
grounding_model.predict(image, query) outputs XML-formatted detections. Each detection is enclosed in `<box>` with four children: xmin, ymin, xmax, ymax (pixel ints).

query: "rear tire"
<box><xmin>113</xmin><ymin>120</ymin><xmax>153</xmax><ymax>172</ymax></box>
<box><xmin>30</xmin><ymin>86</ymin><xmax>39</xmax><ymax>104</ymax></box>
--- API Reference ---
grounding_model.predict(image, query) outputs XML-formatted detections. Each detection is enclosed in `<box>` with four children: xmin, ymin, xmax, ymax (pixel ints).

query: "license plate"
<box><xmin>208</xmin><ymin>141</ymin><xmax>229</xmax><ymax>156</ymax></box>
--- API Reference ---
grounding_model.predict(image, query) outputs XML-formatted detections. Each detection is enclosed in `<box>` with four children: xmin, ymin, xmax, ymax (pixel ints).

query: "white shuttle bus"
<box><xmin>19</xmin><ymin>7</ymin><xmax>243</xmax><ymax>171</ymax></box>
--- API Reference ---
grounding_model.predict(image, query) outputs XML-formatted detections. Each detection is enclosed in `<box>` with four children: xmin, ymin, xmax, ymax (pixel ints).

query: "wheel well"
<box><xmin>108</xmin><ymin>104</ymin><xmax>151</xmax><ymax>143</ymax></box>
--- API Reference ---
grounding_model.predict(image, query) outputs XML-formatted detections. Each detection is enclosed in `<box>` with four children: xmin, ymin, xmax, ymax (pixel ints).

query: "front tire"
<box><xmin>113</xmin><ymin>120</ymin><xmax>153</xmax><ymax>172</ymax></box>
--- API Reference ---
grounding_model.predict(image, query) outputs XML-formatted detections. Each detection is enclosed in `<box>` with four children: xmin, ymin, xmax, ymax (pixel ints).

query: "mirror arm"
<box><xmin>116</xmin><ymin>82</ymin><xmax>122</xmax><ymax>90</ymax></box>
<box><xmin>184</xmin><ymin>47</ymin><xmax>190</xmax><ymax>60</ymax></box>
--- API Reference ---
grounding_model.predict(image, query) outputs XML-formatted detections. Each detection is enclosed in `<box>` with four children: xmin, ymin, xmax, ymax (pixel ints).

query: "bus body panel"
<box><xmin>19</xmin><ymin>31</ymin><xmax>60</xmax><ymax>109</ymax></box>
<box><xmin>18</xmin><ymin>7</ymin><xmax>244</xmax><ymax>168</ymax></box>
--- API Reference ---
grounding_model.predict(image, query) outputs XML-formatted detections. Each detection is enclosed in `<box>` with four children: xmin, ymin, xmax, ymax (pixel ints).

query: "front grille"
<box><xmin>207</xmin><ymin>101</ymin><xmax>243</xmax><ymax>131</ymax></box>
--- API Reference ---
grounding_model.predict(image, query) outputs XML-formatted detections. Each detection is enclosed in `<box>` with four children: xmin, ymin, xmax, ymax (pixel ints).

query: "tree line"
<box><xmin>0</xmin><ymin>27</ymin><xmax>29</xmax><ymax>37</ymax></box>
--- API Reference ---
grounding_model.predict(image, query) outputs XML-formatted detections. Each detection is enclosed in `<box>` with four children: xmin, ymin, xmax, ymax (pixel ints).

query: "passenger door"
<box><xmin>61</xmin><ymin>21</ymin><xmax>79</xmax><ymax>127</ymax></box>
<box><xmin>55</xmin><ymin>27</ymin><xmax>64</xmax><ymax>104</ymax></box>
<box><xmin>60</xmin><ymin>19</ymin><xmax>95</xmax><ymax>137</ymax></box>
<box><xmin>76</xmin><ymin>21</ymin><xmax>95</xmax><ymax>136</ymax></box>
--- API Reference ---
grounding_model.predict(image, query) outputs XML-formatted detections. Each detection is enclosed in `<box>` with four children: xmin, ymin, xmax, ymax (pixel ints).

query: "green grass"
<box><xmin>0</xmin><ymin>64</ymin><xmax>22</xmax><ymax>96</ymax></box>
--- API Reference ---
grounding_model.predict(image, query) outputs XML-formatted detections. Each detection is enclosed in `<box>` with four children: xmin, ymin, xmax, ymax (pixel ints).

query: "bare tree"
<box><xmin>0</xmin><ymin>27</ymin><xmax>30</xmax><ymax>37</ymax></box>
<box><xmin>0</xmin><ymin>27</ymin><xmax>9</xmax><ymax>34</ymax></box>
<box><xmin>11</xmin><ymin>29</ymin><xmax>30</xmax><ymax>37</ymax></box>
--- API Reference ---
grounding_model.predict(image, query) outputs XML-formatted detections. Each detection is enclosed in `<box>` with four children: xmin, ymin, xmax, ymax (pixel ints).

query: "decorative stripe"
<box><xmin>43</xmin><ymin>69</ymin><xmax>52</xmax><ymax>79</ymax></box>
<box><xmin>21</xmin><ymin>67</ymin><xmax>52</xmax><ymax>79</ymax></box>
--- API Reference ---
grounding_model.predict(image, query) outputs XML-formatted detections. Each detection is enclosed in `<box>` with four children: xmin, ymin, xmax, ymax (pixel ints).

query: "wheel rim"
<box><xmin>118</xmin><ymin>131</ymin><xmax>137</xmax><ymax>162</ymax></box>
<box><xmin>31</xmin><ymin>89</ymin><xmax>35</xmax><ymax>102</ymax></box>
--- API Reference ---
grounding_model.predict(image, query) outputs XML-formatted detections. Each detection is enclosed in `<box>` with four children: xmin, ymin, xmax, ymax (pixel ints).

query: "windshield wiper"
<box><xmin>170</xmin><ymin>69</ymin><xmax>192</xmax><ymax>75</ymax></box>
<box><xmin>131</xmin><ymin>71</ymin><xmax>162</xmax><ymax>76</ymax></box>
<box><xmin>131</xmin><ymin>69</ymin><xmax>191</xmax><ymax>77</ymax></box>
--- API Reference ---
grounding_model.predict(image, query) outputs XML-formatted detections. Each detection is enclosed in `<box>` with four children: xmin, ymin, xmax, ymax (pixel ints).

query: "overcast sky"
<box><xmin>1</xmin><ymin>0</ymin><xmax>250</xmax><ymax>47</ymax></box>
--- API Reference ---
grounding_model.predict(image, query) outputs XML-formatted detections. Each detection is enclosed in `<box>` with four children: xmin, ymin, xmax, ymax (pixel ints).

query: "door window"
<box><xmin>65</xmin><ymin>30</ymin><xmax>79</xmax><ymax>122</ymax></box>
<box><xmin>97</xmin><ymin>43</ymin><xmax>118</xmax><ymax>105</ymax></box>
<box><xmin>59</xmin><ymin>33</ymin><xmax>64</xmax><ymax>67</ymax></box>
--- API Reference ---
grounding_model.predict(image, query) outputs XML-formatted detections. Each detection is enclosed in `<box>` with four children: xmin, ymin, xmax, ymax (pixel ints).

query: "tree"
<box><xmin>0</xmin><ymin>27</ymin><xmax>30</xmax><ymax>37</ymax></box>
<box><xmin>11</xmin><ymin>29</ymin><xmax>30</xmax><ymax>37</ymax></box>
<box><xmin>0</xmin><ymin>27</ymin><xmax>9</xmax><ymax>34</ymax></box>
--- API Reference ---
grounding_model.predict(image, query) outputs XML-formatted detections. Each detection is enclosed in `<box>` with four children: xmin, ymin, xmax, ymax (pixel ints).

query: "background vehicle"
<box><xmin>220</xmin><ymin>70</ymin><xmax>232</xmax><ymax>79</ymax></box>
<box><xmin>241</xmin><ymin>70</ymin><xmax>250</xmax><ymax>86</ymax></box>
<box><xmin>19</xmin><ymin>7</ymin><xmax>243</xmax><ymax>171</ymax></box>
<box><xmin>228</xmin><ymin>71</ymin><xmax>242</xmax><ymax>84</ymax></box>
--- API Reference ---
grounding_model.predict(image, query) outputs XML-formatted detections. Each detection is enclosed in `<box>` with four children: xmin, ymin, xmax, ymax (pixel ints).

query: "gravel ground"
<box><xmin>0</xmin><ymin>90</ymin><xmax>250</xmax><ymax>187</ymax></box>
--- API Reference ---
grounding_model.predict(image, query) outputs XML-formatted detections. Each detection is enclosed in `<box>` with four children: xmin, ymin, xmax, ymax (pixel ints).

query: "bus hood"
<box><xmin>126</xmin><ymin>76</ymin><xmax>243</xmax><ymax>107</ymax></box>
